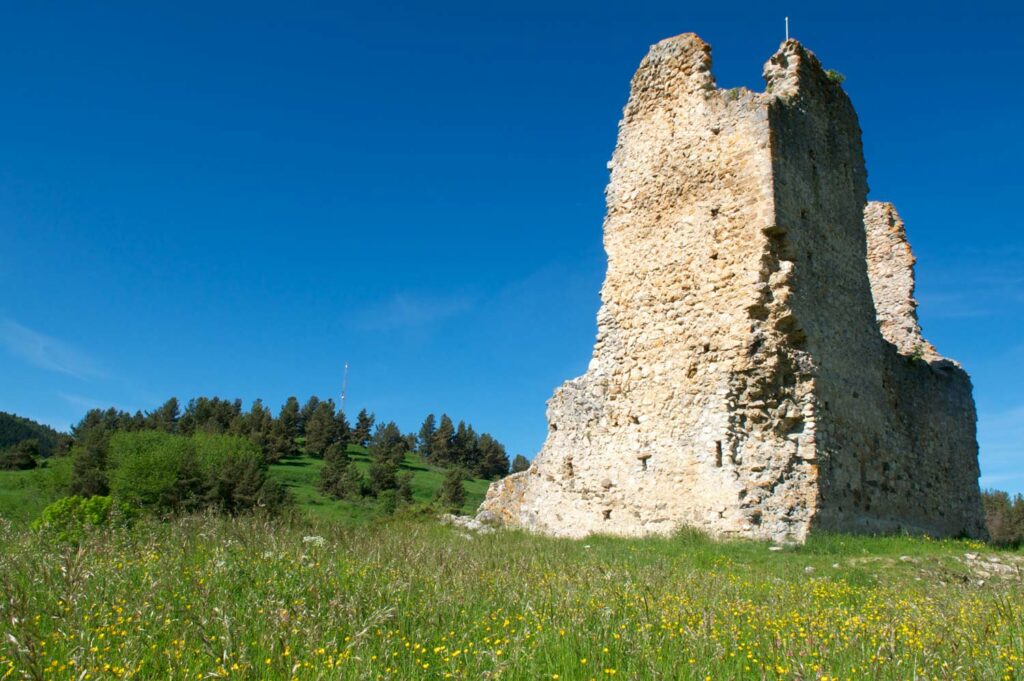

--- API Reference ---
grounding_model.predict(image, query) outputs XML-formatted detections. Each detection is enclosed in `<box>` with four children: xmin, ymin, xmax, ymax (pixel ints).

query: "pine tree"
<box><xmin>396</xmin><ymin>471</ymin><xmax>414</xmax><ymax>504</ymax></box>
<box><xmin>299</xmin><ymin>396</ymin><xmax>320</xmax><ymax>436</ymax></box>
<box><xmin>172</xmin><ymin>450</ymin><xmax>208</xmax><ymax>513</ymax></box>
<box><xmin>70</xmin><ymin>429</ymin><xmax>110</xmax><ymax>497</ymax></box>
<box><xmin>126</xmin><ymin>410</ymin><xmax>147</xmax><ymax>431</ymax></box>
<box><xmin>437</xmin><ymin>467</ymin><xmax>467</xmax><ymax>512</ymax></box>
<box><xmin>72</xmin><ymin>407</ymin><xmax>131</xmax><ymax>442</ymax></box>
<box><xmin>417</xmin><ymin>414</ymin><xmax>436</xmax><ymax>458</ymax></box>
<box><xmin>0</xmin><ymin>439</ymin><xmax>39</xmax><ymax>470</ymax></box>
<box><xmin>320</xmin><ymin>441</ymin><xmax>365</xmax><ymax>500</ymax></box>
<box><xmin>367</xmin><ymin>457</ymin><xmax>398</xmax><ymax>495</ymax></box>
<box><xmin>264</xmin><ymin>413</ymin><xmax>296</xmax><ymax>462</ymax></box>
<box><xmin>368</xmin><ymin>421</ymin><xmax>406</xmax><ymax>465</ymax></box>
<box><xmin>511</xmin><ymin>454</ymin><xmax>530</xmax><ymax>473</ymax></box>
<box><xmin>451</xmin><ymin>421</ymin><xmax>480</xmax><ymax>469</ymax></box>
<box><xmin>146</xmin><ymin>397</ymin><xmax>180</xmax><ymax>433</ymax></box>
<box><xmin>333</xmin><ymin>410</ymin><xmax>352</xmax><ymax>448</ymax></box>
<box><xmin>338</xmin><ymin>460</ymin><xmax>365</xmax><ymax>498</ymax></box>
<box><xmin>475</xmin><ymin>433</ymin><xmax>510</xmax><ymax>479</ymax></box>
<box><xmin>305</xmin><ymin>400</ymin><xmax>339</xmax><ymax>457</ymax></box>
<box><xmin>279</xmin><ymin>397</ymin><xmax>301</xmax><ymax>439</ymax></box>
<box><xmin>431</xmin><ymin>414</ymin><xmax>455</xmax><ymax>465</ymax></box>
<box><xmin>179</xmin><ymin>397</ymin><xmax>242</xmax><ymax>435</ymax></box>
<box><xmin>245</xmin><ymin>399</ymin><xmax>275</xmax><ymax>454</ymax></box>
<box><xmin>463</xmin><ymin>423</ymin><xmax>480</xmax><ymax>469</ymax></box>
<box><xmin>353</xmin><ymin>409</ymin><xmax>375</xmax><ymax>448</ymax></box>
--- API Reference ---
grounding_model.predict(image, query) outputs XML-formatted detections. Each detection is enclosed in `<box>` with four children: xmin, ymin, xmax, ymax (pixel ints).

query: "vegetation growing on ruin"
<box><xmin>825</xmin><ymin>68</ymin><xmax>846</xmax><ymax>85</ymax></box>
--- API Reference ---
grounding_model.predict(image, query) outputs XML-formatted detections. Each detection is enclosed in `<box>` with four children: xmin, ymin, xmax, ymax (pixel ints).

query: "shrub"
<box><xmin>367</xmin><ymin>458</ymin><xmax>398</xmax><ymax>495</ymax></box>
<box><xmin>108</xmin><ymin>431</ymin><xmax>192</xmax><ymax>510</ymax></box>
<box><xmin>396</xmin><ymin>471</ymin><xmax>414</xmax><ymax>504</ymax></box>
<box><xmin>320</xmin><ymin>446</ymin><xmax>365</xmax><ymax>500</ymax></box>
<box><xmin>825</xmin><ymin>68</ymin><xmax>846</xmax><ymax>85</ymax></box>
<box><xmin>0</xmin><ymin>439</ymin><xmax>39</xmax><ymax>470</ymax></box>
<box><xmin>436</xmin><ymin>467</ymin><xmax>467</xmax><ymax>512</ymax></box>
<box><xmin>377</xmin><ymin>489</ymin><xmax>399</xmax><ymax>515</ymax></box>
<box><xmin>106</xmin><ymin>431</ymin><xmax>287</xmax><ymax>515</ymax></box>
<box><xmin>31</xmin><ymin>495</ymin><xmax>131</xmax><ymax>544</ymax></box>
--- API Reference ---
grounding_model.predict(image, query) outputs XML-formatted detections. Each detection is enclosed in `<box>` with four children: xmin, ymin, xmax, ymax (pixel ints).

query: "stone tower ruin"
<box><xmin>478</xmin><ymin>34</ymin><xmax>985</xmax><ymax>542</ymax></box>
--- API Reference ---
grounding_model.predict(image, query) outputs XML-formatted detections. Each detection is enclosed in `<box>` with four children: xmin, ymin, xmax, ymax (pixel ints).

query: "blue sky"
<box><xmin>1</xmin><ymin>1</ymin><xmax>1021</xmax><ymax>493</ymax></box>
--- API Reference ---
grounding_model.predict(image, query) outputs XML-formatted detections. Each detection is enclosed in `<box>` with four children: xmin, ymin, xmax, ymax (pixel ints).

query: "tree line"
<box><xmin>67</xmin><ymin>398</ymin><xmax>514</xmax><ymax>475</ymax></box>
<box><xmin>318</xmin><ymin>412</ymin><xmax>516</xmax><ymax>512</ymax></box>
<box><xmin>61</xmin><ymin>397</ymin><xmax>514</xmax><ymax>517</ymax></box>
<box><xmin>0</xmin><ymin>411</ymin><xmax>71</xmax><ymax>469</ymax></box>
<box><xmin>981</xmin><ymin>489</ymin><xmax>1024</xmax><ymax>547</ymax></box>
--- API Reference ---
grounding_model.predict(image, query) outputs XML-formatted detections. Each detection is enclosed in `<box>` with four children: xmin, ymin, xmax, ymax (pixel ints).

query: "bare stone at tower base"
<box><xmin>478</xmin><ymin>33</ymin><xmax>986</xmax><ymax>543</ymax></box>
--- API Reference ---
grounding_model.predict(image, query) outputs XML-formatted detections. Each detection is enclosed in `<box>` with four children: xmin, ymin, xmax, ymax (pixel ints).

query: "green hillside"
<box><xmin>268</xmin><ymin>446</ymin><xmax>492</xmax><ymax>523</ymax></box>
<box><xmin>0</xmin><ymin>445</ymin><xmax>493</xmax><ymax>525</ymax></box>
<box><xmin>0</xmin><ymin>411</ymin><xmax>65</xmax><ymax>457</ymax></box>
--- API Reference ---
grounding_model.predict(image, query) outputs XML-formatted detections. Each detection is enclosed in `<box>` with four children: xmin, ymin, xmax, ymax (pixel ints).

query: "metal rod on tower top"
<box><xmin>341</xmin><ymin>362</ymin><xmax>349</xmax><ymax>415</ymax></box>
<box><xmin>785</xmin><ymin>17</ymin><xmax>790</xmax><ymax>41</ymax></box>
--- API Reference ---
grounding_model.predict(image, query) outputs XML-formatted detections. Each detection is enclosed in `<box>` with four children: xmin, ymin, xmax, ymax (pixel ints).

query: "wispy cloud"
<box><xmin>0</xmin><ymin>318</ymin><xmax>105</xmax><ymax>380</ymax></box>
<box><xmin>351</xmin><ymin>292</ymin><xmax>478</xmax><ymax>331</ymax></box>
<box><xmin>57</xmin><ymin>392</ymin><xmax>120</xmax><ymax>412</ymax></box>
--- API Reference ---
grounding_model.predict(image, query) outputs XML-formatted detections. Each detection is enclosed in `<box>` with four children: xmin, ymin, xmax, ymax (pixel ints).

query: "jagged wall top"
<box><xmin>626</xmin><ymin>33</ymin><xmax>844</xmax><ymax>114</ymax></box>
<box><xmin>624</xmin><ymin>34</ymin><xmax>715</xmax><ymax>114</ymax></box>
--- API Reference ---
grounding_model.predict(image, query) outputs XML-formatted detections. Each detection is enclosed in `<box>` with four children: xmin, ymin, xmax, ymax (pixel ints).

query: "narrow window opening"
<box><xmin>715</xmin><ymin>441</ymin><xmax>723</xmax><ymax>467</ymax></box>
<box><xmin>640</xmin><ymin>457</ymin><xmax>648</xmax><ymax>472</ymax></box>
<box><xmin>602</xmin><ymin>509</ymin><xmax>612</xmax><ymax>521</ymax></box>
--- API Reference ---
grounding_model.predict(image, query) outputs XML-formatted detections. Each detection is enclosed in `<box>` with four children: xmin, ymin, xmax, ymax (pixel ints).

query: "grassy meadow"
<box><xmin>1</xmin><ymin>455</ymin><xmax>1023</xmax><ymax>680</ymax></box>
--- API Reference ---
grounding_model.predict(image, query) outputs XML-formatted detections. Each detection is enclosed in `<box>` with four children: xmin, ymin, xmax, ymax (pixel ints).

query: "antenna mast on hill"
<box><xmin>785</xmin><ymin>16</ymin><xmax>790</xmax><ymax>41</ymax></box>
<box><xmin>341</xmin><ymin>361</ymin><xmax>349</xmax><ymax>415</ymax></box>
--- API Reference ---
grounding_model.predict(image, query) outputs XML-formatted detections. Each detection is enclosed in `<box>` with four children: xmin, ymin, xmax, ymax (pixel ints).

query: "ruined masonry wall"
<box><xmin>864</xmin><ymin>202</ymin><xmax>937</xmax><ymax>358</ymax></box>
<box><xmin>478</xmin><ymin>33</ymin><xmax>985</xmax><ymax>541</ymax></box>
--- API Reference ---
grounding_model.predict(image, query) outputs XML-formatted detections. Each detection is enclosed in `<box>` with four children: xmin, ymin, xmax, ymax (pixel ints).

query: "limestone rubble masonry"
<box><xmin>477</xmin><ymin>33</ymin><xmax>986</xmax><ymax>542</ymax></box>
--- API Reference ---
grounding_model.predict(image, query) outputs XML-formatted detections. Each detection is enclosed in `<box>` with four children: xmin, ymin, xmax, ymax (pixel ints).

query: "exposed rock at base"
<box><xmin>478</xmin><ymin>33</ymin><xmax>985</xmax><ymax>543</ymax></box>
<box><xmin>440</xmin><ymin>513</ymin><xmax>495</xmax><ymax>534</ymax></box>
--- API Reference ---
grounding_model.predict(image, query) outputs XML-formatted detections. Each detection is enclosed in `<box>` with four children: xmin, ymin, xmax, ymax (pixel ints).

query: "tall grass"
<box><xmin>2</xmin><ymin>514</ymin><xmax>1021</xmax><ymax>679</ymax></box>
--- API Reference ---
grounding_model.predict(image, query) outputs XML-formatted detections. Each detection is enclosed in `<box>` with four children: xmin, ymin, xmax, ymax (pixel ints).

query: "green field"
<box><xmin>2</xmin><ymin>515</ymin><xmax>1023</xmax><ymax>679</ymax></box>
<box><xmin>2</xmin><ymin>456</ymin><xmax>1023</xmax><ymax>679</ymax></box>
<box><xmin>0</xmin><ymin>457</ymin><xmax>72</xmax><ymax>523</ymax></box>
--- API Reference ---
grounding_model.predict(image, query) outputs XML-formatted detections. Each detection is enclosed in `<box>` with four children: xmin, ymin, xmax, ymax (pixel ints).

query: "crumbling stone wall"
<box><xmin>864</xmin><ymin>202</ymin><xmax>937</xmax><ymax>359</ymax></box>
<box><xmin>479</xmin><ymin>33</ymin><xmax>985</xmax><ymax>542</ymax></box>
